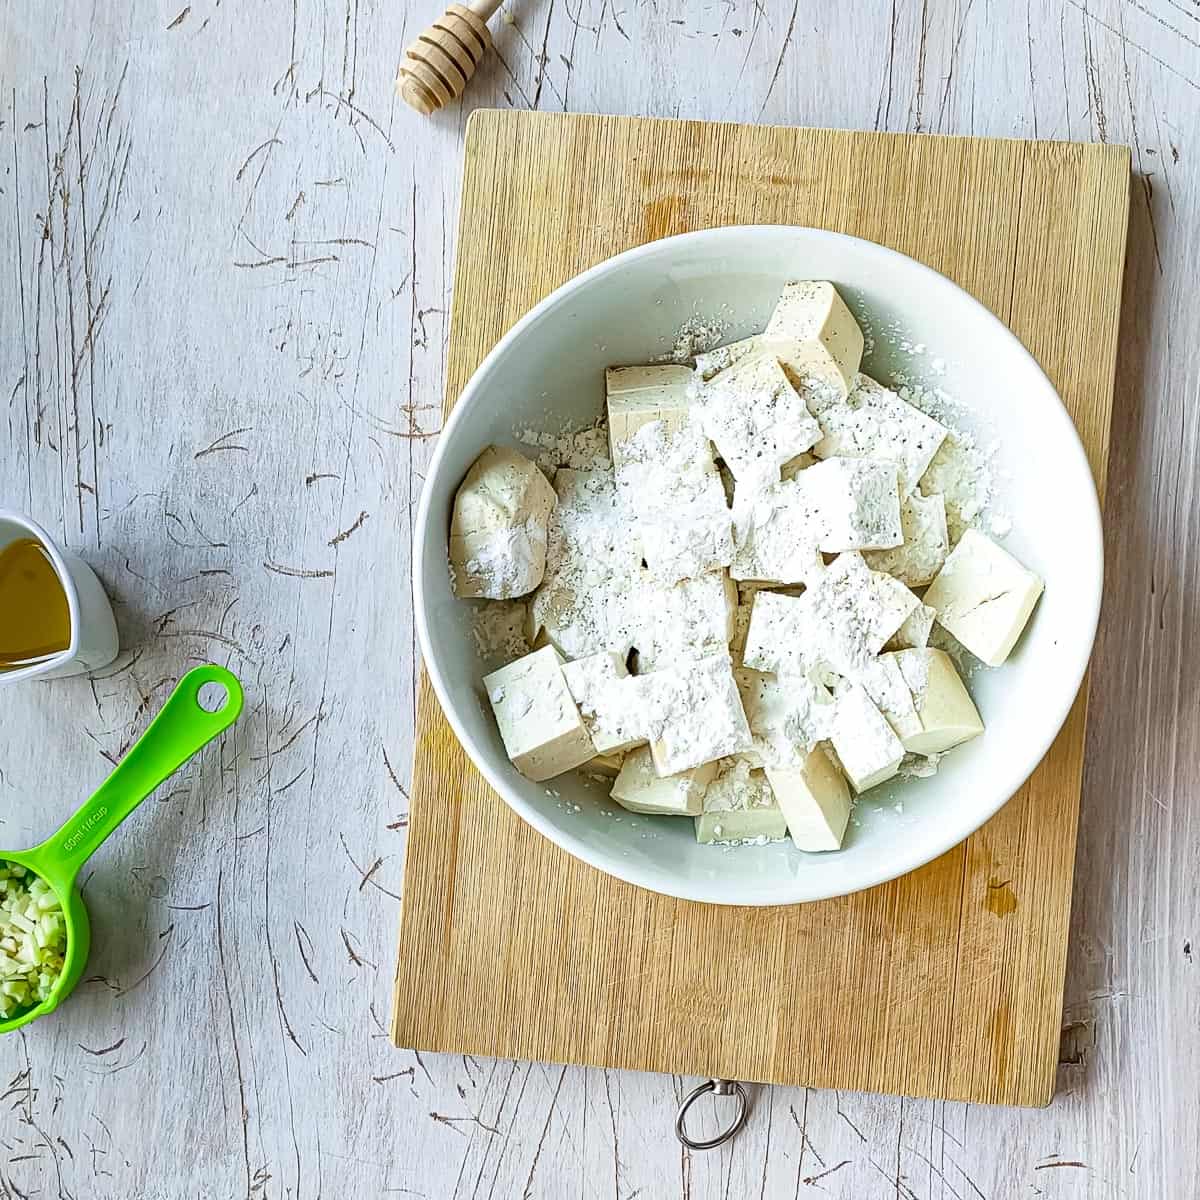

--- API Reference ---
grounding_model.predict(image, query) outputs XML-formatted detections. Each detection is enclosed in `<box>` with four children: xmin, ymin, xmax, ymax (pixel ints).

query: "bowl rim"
<box><xmin>413</xmin><ymin>224</ymin><xmax>1105</xmax><ymax>906</ymax></box>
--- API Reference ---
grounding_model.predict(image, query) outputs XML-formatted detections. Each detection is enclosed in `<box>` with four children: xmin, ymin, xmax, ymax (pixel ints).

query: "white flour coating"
<box><xmin>737</xmin><ymin>668</ymin><xmax>834</xmax><ymax>766</ymax></box>
<box><xmin>894</xmin><ymin>647</ymin><xmax>932</xmax><ymax>703</ymax></box>
<box><xmin>561</xmin><ymin>653</ymin><xmax>643</xmax><ymax>753</ymax></box>
<box><xmin>531</xmin><ymin>469</ymin><xmax>639</xmax><ymax>659</ymax></box>
<box><xmin>813</xmin><ymin>374</ymin><xmax>948</xmax><ymax>497</ymax></box>
<box><xmin>616</xmin><ymin>418</ymin><xmax>733</xmax><ymax>583</ymax></box>
<box><xmin>729</xmin><ymin>478</ymin><xmax>824</xmax><ymax>585</ymax></box>
<box><xmin>637</xmin><ymin>655</ymin><xmax>752</xmax><ymax>773</ymax></box>
<box><xmin>464</xmin><ymin>521</ymin><xmax>547</xmax><ymax>599</ymax></box>
<box><xmin>744</xmin><ymin>553</ymin><xmax>903</xmax><ymax>683</ymax></box>
<box><xmin>632</xmin><ymin>572</ymin><xmax>733</xmax><ymax>672</ymax></box>
<box><xmin>698</xmin><ymin>355</ymin><xmax>822</xmax><ymax>486</ymax></box>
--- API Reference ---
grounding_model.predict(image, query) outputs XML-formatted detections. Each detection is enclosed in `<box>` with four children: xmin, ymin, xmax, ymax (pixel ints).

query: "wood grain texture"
<box><xmin>392</xmin><ymin>110</ymin><xmax>1130</xmax><ymax>1108</ymax></box>
<box><xmin>0</xmin><ymin>1</ymin><xmax>1195</xmax><ymax>1196</ymax></box>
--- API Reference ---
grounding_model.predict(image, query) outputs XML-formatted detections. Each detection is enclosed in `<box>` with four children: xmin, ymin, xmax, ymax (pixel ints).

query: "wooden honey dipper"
<box><xmin>398</xmin><ymin>0</ymin><xmax>503</xmax><ymax>115</ymax></box>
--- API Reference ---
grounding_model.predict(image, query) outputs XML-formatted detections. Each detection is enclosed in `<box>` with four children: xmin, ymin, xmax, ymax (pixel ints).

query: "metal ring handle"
<box><xmin>674</xmin><ymin>1079</ymin><xmax>749</xmax><ymax>1151</ymax></box>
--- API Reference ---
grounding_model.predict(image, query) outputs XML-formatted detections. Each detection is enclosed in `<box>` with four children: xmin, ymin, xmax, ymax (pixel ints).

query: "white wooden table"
<box><xmin>0</xmin><ymin>2</ymin><xmax>1194</xmax><ymax>1195</ymax></box>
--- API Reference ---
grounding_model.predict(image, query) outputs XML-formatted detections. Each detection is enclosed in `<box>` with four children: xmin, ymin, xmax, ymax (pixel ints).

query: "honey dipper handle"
<box><xmin>398</xmin><ymin>1</ymin><xmax>502</xmax><ymax>115</ymax></box>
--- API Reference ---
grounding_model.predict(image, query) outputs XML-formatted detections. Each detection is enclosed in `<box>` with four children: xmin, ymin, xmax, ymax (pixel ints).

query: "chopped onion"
<box><xmin>0</xmin><ymin>864</ymin><xmax>66</xmax><ymax>1018</ymax></box>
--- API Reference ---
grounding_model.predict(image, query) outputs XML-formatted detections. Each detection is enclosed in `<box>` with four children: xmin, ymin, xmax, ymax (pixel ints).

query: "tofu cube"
<box><xmin>561</xmin><ymin>651</ymin><xmax>646</xmax><ymax>754</ymax></box>
<box><xmin>611</xmin><ymin>746</ymin><xmax>715</xmax><ymax>815</ymax></box>
<box><xmin>828</xmin><ymin>682</ymin><xmax>904</xmax><ymax>794</ymax></box>
<box><xmin>632</xmin><ymin>571</ymin><xmax>737</xmax><ymax>672</ymax></box>
<box><xmin>531</xmin><ymin>470</ymin><xmax>639</xmax><ymax>660</ymax></box>
<box><xmin>606</xmin><ymin>365</ymin><xmax>695</xmax><ymax>466</ymax></box>
<box><xmin>729</xmin><ymin>478</ymin><xmax>824</xmax><ymax>585</ymax></box>
<box><xmin>813</xmin><ymin>374</ymin><xmax>948</xmax><ymax>497</ymax></box>
<box><xmin>698</xmin><ymin>355</ymin><xmax>822</xmax><ymax>486</ymax></box>
<box><xmin>885</xmin><ymin>602</ymin><xmax>936</xmax><ymax>651</ymax></box>
<box><xmin>763</xmin><ymin>281</ymin><xmax>865</xmax><ymax>396</ymax></box>
<box><xmin>736</xmin><ymin>668</ymin><xmax>834</xmax><ymax>767</ymax></box>
<box><xmin>641</xmin><ymin>655</ymin><xmax>753</xmax><ymax>775</ymax></box>
<box><xmin>742</xmin><ymin>555</ymin><xmax>918</xmax><ymax>681</ymax></box>
<box><xmin>858</xmin><ymin>653</ymin><xmax>922</xmax><ymax>741</ymax></box>
<box><xmin>890</xmin><ymin>648</ymin><xmax>984</xmax><ymax>755</ymax></box>
<box><xmin>615</xmin><ymin>419</ymin><xmax>733</xmax><ymax>584</ymax></box>
<box><xmin>799</xmin><ymin>457</ymin><xmax>904</xmax><ymax>552</ymax></box>
<box><xmin>922</xmin><ymin>529</ymin><xmax>1044</xmax><ymax>666</ymax></box>
<box><xmin>449</xmin><ymin>445</ymin><xmax>558</xmax><ymax>599</ymax></box>
<box><xmin>483</xmin><ymin>646</ymin><xmax>596</xmax><ymax>781</ymax></box>
<box><xmin>868</xmin><ymin>566</ymin><xmax>923</xmax><ymax>646</ymax></box>
<box><xmin>694</xmin><ymin>759</ymin><xmax>788</xmax><ymax>843</ymax></box>
<box><xmin>765</xmin><ymin>747</ymin><xmax>852</xmax><ymax>851</ymax></box>
<box><xmin>741</xmin><ymin>590</ymin><xmax>812</xmax><ymax>677</ymax></box>
<box><xmin>864</xmin><ymin>490</ymin><xmax>949</xmax><ymax>587</ymax></box>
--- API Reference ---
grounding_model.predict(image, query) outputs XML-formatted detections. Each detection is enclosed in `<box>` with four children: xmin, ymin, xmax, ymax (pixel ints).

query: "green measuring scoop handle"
<box><xmin>32</xmin><ymin>664</ymin><xmax>244</xmax><ymax>892</ymax></box>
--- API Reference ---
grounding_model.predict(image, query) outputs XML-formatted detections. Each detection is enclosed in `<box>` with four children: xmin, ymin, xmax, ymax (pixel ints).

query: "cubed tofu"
<box><xmin>483</xmin><ymin>646</ymin><xmax>596</xmax><ymax>781</ymax></box>
<box><xmin>868</xmin><ymin>566</ymin><xmax>923</xmax><ymax>645</ymax></box>
<box><xmin>864</xmin><ymin>491</ymin><xmax>949</xmax><ymax>587</ymax></box>
<box><xmin>561</xmin><ymin>651</ymin><xmax>645</xmax><ymax>754</ymax></box>
<box><xmin>449</xmin><ymin>446</ymin><xmax>558</xmax><ymax>599</ymax></box>
<box><xmin>742</xmin><ymin>554</ymin><xmax>917</xmax><ymax>682</ymax></box>
<box><xmin>922</xmin><ymin>529</ymin><xmax>1044</xmax><ymax>666</ymax></box>
<box><xmin>763</xmin><ymin>281</ymin><xmax>865</xmax><ymax>396</ymax></box>
<box><xmin>828</xmin><ymin>682</ymin><xmax>904</xmax><ymax>794</ymax></box>
<box><xmin>698</xmin><ymin>355</ymin><xmax>822</xmax><ymax>486</ymax></box>
<box><xmin>885</xmin><ymin>602</ymin><xmax>936</xmax><ymax>651</ymax></box>
<box><xmin>615</xmin><ymin>419</ymin><xmax>733</xmax><ymax>584</ymax></box>
<box><xmin>813</xmin><ymin>374</ymin><xmax>948</xmax><ymax>497</ymax></box>
<box><xmin>890</xmin><ymin>647</ymin><xmax>984</xmax><ymax>755</ymax></box>
<box><xmin>606</xmin><ymin>365</ymin><xmax>695</xmax><ymax>465</ymax></box>
<box><xmin>694</xmin><ymin>759</ymin><xmax>788</xmax><ymax>843</ymax></box>
<box><xmin>729</xmin><ymin>478</ymin><xmax>824</xmax><ymax>585</ymax></box>
<box><xmin>632</xmin><ymin>571</ymin><xmax>737</xmax><ymax>672</ymax></box>
<box><xmin>611</xmin><ymin>746</ymin><xmax>715</xmax><ymax>815</ymax></box>
<box><xmin>640</xmin><ymin>655</ymin><xmax>753</xmax><ymax>775</ymax></box>
<box><xmin>858</xmin><ymin>653</ymin><xmax>922</xmax><ymax>741</ymax></box>
<box><xmin>741</xmin><ymin>590</ymin><xmax>813</xmax><ymax>677</ymax></box>
<box><xmin>736</xmin><ymin>668</ymin><xmax>835</xmax><ymax>767</ymax></box>
<box><xmin>765</xmin><ymin>747</ymin><xmax>852</xmax><ymax>851</ymax></box>
<box><xmin>530</xmin><ymin>470</ymin><xmax>638</xmax><ymax>659</ymax></box>
<box><xmin>799</xmin><ymin>457</ymin><xmax>904</xmax><ymax>552</ymax></box>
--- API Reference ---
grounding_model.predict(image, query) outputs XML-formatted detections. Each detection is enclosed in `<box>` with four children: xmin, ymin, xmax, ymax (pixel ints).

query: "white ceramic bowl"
<box><xmin>413</xmin><ymin>226</ymin><xmax>1102</xmax><ymax>906</ymax></box>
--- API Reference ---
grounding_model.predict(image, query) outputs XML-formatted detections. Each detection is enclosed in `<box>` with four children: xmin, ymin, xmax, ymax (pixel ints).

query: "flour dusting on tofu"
<box><xmin>447</xmin><ymin>280</ymin><xmax>1041</xmax><ymax>854</ymax></box>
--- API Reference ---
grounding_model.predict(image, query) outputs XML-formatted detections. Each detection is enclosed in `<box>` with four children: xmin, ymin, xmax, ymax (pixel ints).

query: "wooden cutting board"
<box><xmin>391</xmin><ymin>111</ymin><xmax>1129</xmax><ymax>1107</ymax></box>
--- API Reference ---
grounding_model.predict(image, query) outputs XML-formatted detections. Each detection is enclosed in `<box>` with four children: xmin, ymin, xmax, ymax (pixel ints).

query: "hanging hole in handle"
<box><xmin>196</xmin><ymin>681</ymin><xmax>229</xmax><ymax>713</ymax></box>
<box><xmin>675</xmin><ymin>1079</ymin><xmax>749</xmax><ymax>1151</ymax></box>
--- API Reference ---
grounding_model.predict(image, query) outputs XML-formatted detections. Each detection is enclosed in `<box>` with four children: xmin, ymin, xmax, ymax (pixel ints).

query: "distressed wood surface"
<box><xmin>0</xmin><ymin>1</ymin><xmax>1194</xmax><ymax>1196</ymax></box>
<box><xmin>392</xmin><ymin>111</ymin><xmax>1128</xmax><ymax>1109</ymax></box>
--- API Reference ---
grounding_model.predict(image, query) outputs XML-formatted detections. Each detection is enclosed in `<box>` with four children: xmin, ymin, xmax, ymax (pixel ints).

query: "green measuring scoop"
<box><xmin>0</xmin><ymin>663</ymin><xmax>243</xmax><ymax>1033</ymax></box>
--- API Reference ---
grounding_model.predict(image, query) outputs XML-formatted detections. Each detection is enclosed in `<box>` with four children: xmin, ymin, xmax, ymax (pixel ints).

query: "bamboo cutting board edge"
<box><xmin>392</xmin><ymin>110</ymin><xmax>1130</xmax><ymax>1108</ymax></box>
